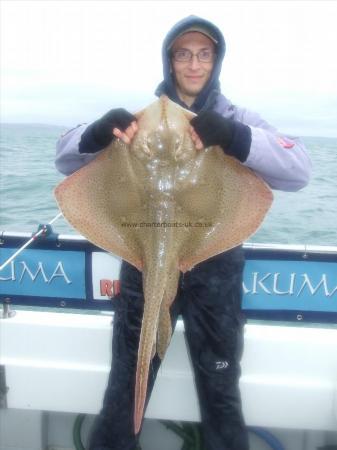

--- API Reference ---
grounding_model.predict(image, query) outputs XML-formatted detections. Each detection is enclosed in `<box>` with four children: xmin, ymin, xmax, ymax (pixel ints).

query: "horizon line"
<box><xmin>1</xmin><ymin>121</ymin><xmax>337</xmax><ymax>140</ymax></box>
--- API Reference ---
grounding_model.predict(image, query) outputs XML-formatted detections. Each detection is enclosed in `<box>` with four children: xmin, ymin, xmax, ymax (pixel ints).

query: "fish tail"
<box><xmin>134</xmin><ymin>317</ymin><xmax>157</xmax><ymax>434</ymax></box>
<box><xmin>133</xmin><ymin>211</ymin><xmax>177</xmax><ymax>434</ymax></box>
<box><xmin>133</xmin><ymin>267</ymin><xmax>167</xmax><ymax>434</ymax></box>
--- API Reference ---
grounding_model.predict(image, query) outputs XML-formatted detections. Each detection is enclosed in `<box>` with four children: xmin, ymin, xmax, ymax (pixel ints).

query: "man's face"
<box><xmin>171</xmin><ymin>32</ymin><xmax>215</xmax><ymax>105</ymax></box>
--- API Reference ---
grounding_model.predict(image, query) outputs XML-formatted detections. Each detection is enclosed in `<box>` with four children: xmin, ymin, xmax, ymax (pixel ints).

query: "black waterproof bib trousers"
<box><xmin>88</xmin><ymin>246</ymin><xmax>250</xmax><ymax>450</ymax></box>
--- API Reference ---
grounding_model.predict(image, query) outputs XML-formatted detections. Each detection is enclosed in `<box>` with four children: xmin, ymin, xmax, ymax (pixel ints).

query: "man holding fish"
<box><xmin>56</xmin><ymin>15</ymin><xmax>311</xmax><ymax>450</ymax></box>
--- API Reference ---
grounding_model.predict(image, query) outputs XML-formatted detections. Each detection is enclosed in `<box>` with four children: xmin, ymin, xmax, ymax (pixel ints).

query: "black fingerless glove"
<box><xmin>190</xmin><ymin>111</ymin><xmax>252</xmax><ymax>162</ymax></box>
<box><xmin>79</xmin><ymin>108</ymin><xmax>136</xmax><ymax>154</ymax></box>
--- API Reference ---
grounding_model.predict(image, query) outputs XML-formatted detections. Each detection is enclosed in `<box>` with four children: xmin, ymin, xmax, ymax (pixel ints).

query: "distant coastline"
<box><xmin>1</xmin><ymin>123</ymin><xmax>68</xmax><ymax>129</ymax></box>
<box><xmin>1</xmin><ymin>122</ymin><xmax>337</xmax><ymax>141</ymax></box>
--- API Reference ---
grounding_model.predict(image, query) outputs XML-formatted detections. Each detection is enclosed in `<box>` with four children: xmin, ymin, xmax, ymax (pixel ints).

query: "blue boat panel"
<box><xmin>1</xmin><ymin>233</ymin><xmax>336</xmax><ymax>323</ymax></box>
<box><xmin>0</xmin><ymin>248</ymin><xmax>86</xmax><ymax>299</ymax></box>
<box><xmin>243</xmin><ymin>259</ymin><xmax>337</xmax><ymax>312</ymax></box>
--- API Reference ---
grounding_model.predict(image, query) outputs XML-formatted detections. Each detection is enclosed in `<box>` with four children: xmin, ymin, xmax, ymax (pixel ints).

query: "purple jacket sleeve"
<box><xmin>233</xmin><ymin>107</ymin><xmax>312</xmax><ymax>192</ymax></box>
<box><xmin>55</xmin><ymin>124</ymin><xmax>101</xmax><ymax>175</ymax></box>
<box><xmin>56</xmin><ymin>100</ymin><xmax>312</xmax><ymax>192</ymax></box>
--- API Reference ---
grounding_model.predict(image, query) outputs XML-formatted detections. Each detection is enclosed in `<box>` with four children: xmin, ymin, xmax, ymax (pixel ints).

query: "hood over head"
<box><xmin>155</xmin><ymin>15</ymin><xmax>226</xmax><ymax>113</ymax></box>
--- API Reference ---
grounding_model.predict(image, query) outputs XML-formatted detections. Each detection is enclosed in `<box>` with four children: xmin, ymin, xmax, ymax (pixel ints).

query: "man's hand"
<box><xmin>190</xmin><ymin>110</ymin><xmax>234</xmax><ymax>150</ymax></box>
<box><xmin>189</xmin><ymin>125</ymin><xmax>204</xmax><ymax>150</ymax></box>
<box><xmin>79</xmin><ymin>108</ymin><xmax>138</xmax><ymax>154</ymax></box>
<box><xmin>93</xmin><ymin>108</ymin><xmax>138</xmax><ymax>146</ymax></box>
<box><xmin>112</xmin><ymin>120</ymin><xmax>138</xmax><ymax>144</ymax></box>
<box><xmin>190</xmin><ymin>111</ymin><xmax>251</xmax><ymax>162</ymax></box>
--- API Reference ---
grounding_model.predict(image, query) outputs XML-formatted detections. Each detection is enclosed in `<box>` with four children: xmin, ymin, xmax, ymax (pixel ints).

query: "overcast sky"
<box><xmin>1</xmin><ymin>0</ymin><xmax>337</xmax><ymax>137</ymax></box>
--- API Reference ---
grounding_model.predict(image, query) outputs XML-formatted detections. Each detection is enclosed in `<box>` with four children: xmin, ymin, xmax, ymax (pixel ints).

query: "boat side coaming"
<box><xmin>0</xmin><ymin>231</ymin><xmax>336</xmax><ymax>323</ymax></box>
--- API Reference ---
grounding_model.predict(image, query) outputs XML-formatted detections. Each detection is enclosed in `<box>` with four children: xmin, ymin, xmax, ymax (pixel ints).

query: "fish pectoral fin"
<box><xmin>178</xmin><ymin>152</ymin><xmax>273</xmax><ymax>272</ymax></box>
<box><xmin>54</xmin><ymin>145</ymin><xmax>144</xmax><ymax>271</ymax></box>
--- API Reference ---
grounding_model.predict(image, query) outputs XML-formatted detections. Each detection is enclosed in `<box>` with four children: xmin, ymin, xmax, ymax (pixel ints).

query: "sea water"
<box><xmin>0</xmin><ymin>123</ymin><xmax>336</xmax><ymax>246</ymax></box>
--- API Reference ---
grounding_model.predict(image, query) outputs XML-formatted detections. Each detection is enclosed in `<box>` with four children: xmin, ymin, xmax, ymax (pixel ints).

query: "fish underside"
<box><xmin>54</xmin><ymin>95</ymin><xmax>273</xmax><ymax>434</ymax></box>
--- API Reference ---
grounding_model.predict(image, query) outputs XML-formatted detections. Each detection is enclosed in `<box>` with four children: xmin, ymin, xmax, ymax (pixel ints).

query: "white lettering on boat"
<box><xmin>0</xmin><ymin>260</ymin><xmax>72</xmax><ymax>284</ymax></box>
<box><xmin>243</xmin><ymin>272</ymin><xmax>336</xmax><ymax>298</ymax></box>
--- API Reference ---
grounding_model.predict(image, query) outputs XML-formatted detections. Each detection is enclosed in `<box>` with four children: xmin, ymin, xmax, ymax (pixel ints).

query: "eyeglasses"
<box><xmin>172</xmin><ymin>48</ymin><xmax>215</xmax><ymax>63</ymax></box>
